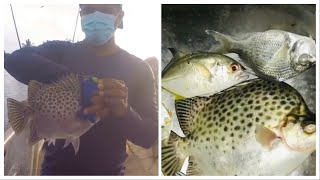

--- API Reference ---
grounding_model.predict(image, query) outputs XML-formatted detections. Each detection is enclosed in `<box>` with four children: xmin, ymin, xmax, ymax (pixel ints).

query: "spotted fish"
<box><xmin>206</xmin><ymin>30</ymin><xmax>316</xmax><ymax>81</ymax></box>
<box><xmin>7</xmin><ymin>74</ymin><xmax>97</xmax><ymax>154</ymax></box>
<box><xmin>161</xmin><ymin>79</ymin><xmax>316</xmax><ymax>176</ymax></box>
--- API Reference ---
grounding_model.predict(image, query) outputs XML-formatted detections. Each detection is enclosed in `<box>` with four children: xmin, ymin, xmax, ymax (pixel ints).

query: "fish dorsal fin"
<box><xmin>29</xmin><ymin>121</ymin><xmax>42</xmax><ymax>145</ymax></box>
<box><xmin>168</xmin><ymin>48</ymin><xmax>187</xmax><ymax>59</ymax></box>
<box><xmin>54</xmin><ymin>74</ymin><xmax>81</xmax><ymax>93</ymax></box>
<box><xmin>7</xmin><ymin>98</ymin><xmax>30</xmax><ymax>134</ymax></box>
<box><xmin>175</xmin><ymin>96</ymin><xmax>210</xmax><ymax>136</ymax></box>
<box><xmin>186</xmin><ymin>156</ymin><xmax>199</xmax><ymax>176</ymax></box>
<box><xmin>28</xmin><ymin>80</ymin><xmax>43</xmax><ymax>107</ymax></box>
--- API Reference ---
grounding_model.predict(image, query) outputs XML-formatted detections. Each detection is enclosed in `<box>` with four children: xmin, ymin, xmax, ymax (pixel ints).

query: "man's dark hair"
<box><xmin>79</xmin><ymin>4</ymin><xmax>122</xmax><ymax>11</ymax></box>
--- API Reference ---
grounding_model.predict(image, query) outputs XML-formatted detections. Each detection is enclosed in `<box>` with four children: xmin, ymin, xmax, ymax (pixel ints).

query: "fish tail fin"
<box><xmin>162</xmin><ymin>131</ymin><xmax>185</xmax><ymax>176</ymax></box>
<box><xmin>7</xmin><ymin>98</ymin><xmax>30</xmax><ymax>134</ymax></box>
<box><xmin>205</xmin><ymin>29</ymin><xmax>232</xmax><ymax>53</ymax></box>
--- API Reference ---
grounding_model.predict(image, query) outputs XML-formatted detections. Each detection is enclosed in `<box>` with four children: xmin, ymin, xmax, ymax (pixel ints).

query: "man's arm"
<box><xmin>110</xmin><ymin>62</ymin><xmax>158</xmax><ymax>149</ymax></box>
<box><xmin>4</xmin><ymin>41</ymin><xmax>72</xmax><ymax>84</ymax></box>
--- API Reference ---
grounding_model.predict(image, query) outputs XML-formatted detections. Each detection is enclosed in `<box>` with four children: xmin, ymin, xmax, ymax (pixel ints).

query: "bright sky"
<box><xmin>4</xmin><ymin>3</ymin><xmax>161</xmax><ymax>60</ymax></box>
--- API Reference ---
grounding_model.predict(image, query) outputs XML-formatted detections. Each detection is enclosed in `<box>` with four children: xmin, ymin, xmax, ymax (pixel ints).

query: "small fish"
<box><xmin>161</xmin><ymin>79</ymin><xmax>315</xmax><ymax>176</ymax></box>
<box><xmin>206</xmin><ymin>29</ymin><xmax>316</xmax><ymax>81</ymax></box>
<box><xmin>7</xmin><ymin>74</ymin><xmax>98</xmax><ymax>154</ymax></box>
<box><xmin>162</xmin><ymin>48</ymin><xmax>249</xmax><ymax>99</ymax></box>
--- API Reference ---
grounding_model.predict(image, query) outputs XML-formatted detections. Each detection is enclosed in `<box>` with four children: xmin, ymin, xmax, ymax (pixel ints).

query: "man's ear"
<box><xmin>116</xmin><ymin>11</ymin><xmax>124</xmax><ymax>29</ymax></box>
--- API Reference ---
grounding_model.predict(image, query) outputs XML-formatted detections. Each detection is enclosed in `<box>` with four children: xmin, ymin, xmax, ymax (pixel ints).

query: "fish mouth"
<box><xmin>295</xmin><ymin>54</ymin><xmax>316</xmax><ymax>69</ymax></box>
<box><xmin>278</xmin><ymin>119</ymin><xmax>316</xmax><ymax>153</ymax></box>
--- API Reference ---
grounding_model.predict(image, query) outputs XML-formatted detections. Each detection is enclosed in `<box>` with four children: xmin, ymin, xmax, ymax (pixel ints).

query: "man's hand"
<box><xmin>84</xmin><ymin>78</ymin><xmax>128</xmax><ymax>119</ymax></box>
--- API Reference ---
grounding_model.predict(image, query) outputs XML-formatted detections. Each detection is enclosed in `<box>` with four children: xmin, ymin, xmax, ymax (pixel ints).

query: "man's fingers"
<box><xmin>98</xmin><ymin>79</ymin><xmax>125</xmax><ymax>90</ymax></box>
<box><xmin>97</xmin><ymin>107</ymin><xmax>110</xmax><ymax>119</ymax></box>
<box><xmin>104</xmin><ymin>97</ymin><xmax>127</xmax><ymax>106</ymax></box>
<box><xmin>102</xmin><ymin>88</ymin><xmax>127</xmax><ymax>98</ymax></box>
<box><xmin>84</xmin><ymin>105</ymin><xmax>103</xmax><ymax>115</ymax></box>
<box><xmin>91</xmin><ymin>95</ymin><xmax>104</xmax><ymax>105</ymax></box>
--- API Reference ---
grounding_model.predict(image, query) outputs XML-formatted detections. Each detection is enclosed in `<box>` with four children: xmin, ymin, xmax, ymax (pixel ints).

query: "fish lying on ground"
<box><xmin>206</xmin><ymin>29</ymin><xmax>316</xmax><ymax>81</ymax></box>
<box><xmin>7</xmin><ymin>74</ymin><xmax>98</xmax><ymax>154</ymax></box>
<box><xmin>162</xmin><ymin>48</ymin><xmax>249</xmax><ymax>99</ymax></box>
<box><xmin>162</xmin><ymin>78</ymin><xmax>316</xmax><ymax>176</ymax></box>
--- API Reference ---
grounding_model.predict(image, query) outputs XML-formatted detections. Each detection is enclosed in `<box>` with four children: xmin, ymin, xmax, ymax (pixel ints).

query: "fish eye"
<box><xmin>303</xmin><ymin>124</ymin><xmax>315</xmax><ymax>134</ymax></box>
<box><xmin>301</xmin><ymin>119</ymin><xmax>316</xmax><ymax>134</ymax></box>
<box><xmin>230</xmin><ymin>63</ymin><xmax>239</xmax><ymax>72</ymax></box>
<box><xmin>298</xmin><ymin>54</ymin><xmax>312</xmax><ymax>66</ymax></box>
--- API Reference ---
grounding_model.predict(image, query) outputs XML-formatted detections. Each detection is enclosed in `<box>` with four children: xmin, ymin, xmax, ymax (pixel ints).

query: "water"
<box><xmin>4</xmin><ymin>70</ymin><xmax>28</xmax><ymax>130</ymax></box>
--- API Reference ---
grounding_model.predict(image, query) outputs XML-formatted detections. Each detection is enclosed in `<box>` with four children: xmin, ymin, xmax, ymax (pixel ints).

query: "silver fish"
<box><xmin>161</xmin><ymin>79</ymin><xmax>316</xmax><ymax>176</ymax></box>
<box><xmin>206</xmin><ymin>29</ymin><xmax>316</xmax><ymax>81</ymax></box>
<box><xmin>7</xmin><ymin>74</ymin><xmax>97</xmax><ymax>154</ymax></box>
<box><xmin>162</xmin><ymin>49</ymin><xmax>249</xmax><ymax>98</ymax></box>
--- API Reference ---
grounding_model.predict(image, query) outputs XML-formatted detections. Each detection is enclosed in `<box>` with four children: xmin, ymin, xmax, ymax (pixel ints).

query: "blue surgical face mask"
<box><xmin>81</xmin><ymin>11</ymin><xmax>118</xmax><ymax>46</ymax></box>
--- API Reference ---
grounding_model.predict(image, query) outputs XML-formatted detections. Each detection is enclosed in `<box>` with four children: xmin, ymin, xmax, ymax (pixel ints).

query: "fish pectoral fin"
<box><xmin>271</xmin><ymin>41</ymin><xmax>290</xmax><ymax>63</ymax></box>
<box><xmin>186</xmin><ymin>156</ymin><xmax>200</xmax><ymax>176</ymax></box>
<box><xmin>71</xmin><ymin>138</ymin><xmax>80</xmax><ymax>155</ymax></box>
<box><xmin>194</xmin><ymin>63</ymin><xmax>213</xmax><ymax>80</ymax></box>
<box><xmin>7</xmin><ymin>98</ymin><xmax>30</xmax><ymax>134</ymax></box>
<box><xmin>175</xmin><ymin>96</ymin><xmax>209</xmax><ymax>136</ymax></box>
<box><xmin>255</xmin><ymin>124</ymin><xmax>279</xmax><ymax>150</ymax></box>
<box><xmin>162</xmin><ymin>131</ymin><xmax>186</xmax><ymax>176</ymax></box>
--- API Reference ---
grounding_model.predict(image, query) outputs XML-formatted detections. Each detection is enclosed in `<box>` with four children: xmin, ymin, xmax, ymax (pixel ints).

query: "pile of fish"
<box><xmin>7</xmin><ymin>74</ymin><xmax>98</xmax><ymax>154</ymax></box>
<box><xmin>161</xmin><ymin>29</ymin><xmax>316</xmax><ymax>176</ymax></box>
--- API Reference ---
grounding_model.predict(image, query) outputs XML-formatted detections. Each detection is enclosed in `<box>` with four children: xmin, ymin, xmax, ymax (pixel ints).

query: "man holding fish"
<box><xmin>5</xmin><ymin>4</ymin><xmax>158</xmax><ymax>176</ymax></box>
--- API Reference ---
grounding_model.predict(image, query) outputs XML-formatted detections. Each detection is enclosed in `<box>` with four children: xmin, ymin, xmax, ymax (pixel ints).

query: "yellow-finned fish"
<box><xmin>162</xmin><ymin>49</ymin><xmax>249</xmax><ymax>99</ymax></box>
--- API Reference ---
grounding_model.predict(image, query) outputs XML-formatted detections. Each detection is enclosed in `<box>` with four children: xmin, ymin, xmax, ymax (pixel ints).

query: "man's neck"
<box><xmin>84</xmin><ymin>37</ymin><xmax>121</xmax><ymax>56</ymax></box>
